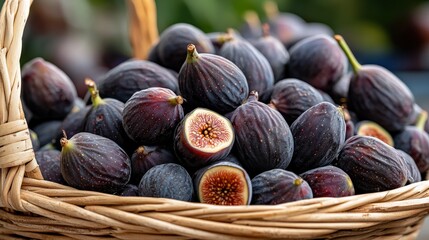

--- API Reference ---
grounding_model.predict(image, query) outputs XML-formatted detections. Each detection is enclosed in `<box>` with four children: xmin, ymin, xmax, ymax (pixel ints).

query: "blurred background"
<box><xmin>1</xmin><ymin>0</ymin><xmax>429</xmax><ymax>238</ymax></box>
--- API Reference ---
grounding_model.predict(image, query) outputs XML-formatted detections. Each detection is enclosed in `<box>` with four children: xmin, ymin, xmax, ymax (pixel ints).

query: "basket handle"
<box><xmin>0</xmin><ymin>0</ymin><xmax>158</xmax><ymax>211</ymax></box>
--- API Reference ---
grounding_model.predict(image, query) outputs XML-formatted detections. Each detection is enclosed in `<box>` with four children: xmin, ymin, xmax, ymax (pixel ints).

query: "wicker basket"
<box><xmin>1</xmin><ymin>0</ymin><xmax>429</xmax><ymax>239</ymax></box>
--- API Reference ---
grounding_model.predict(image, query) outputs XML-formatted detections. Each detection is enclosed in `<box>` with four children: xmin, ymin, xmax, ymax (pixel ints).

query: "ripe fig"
<box><xmin>174</xmin><ymin>108</ymin><xmax>235</xmax><ymax>170</ymax></box>
<box><xmin>286</xmin><ymin>35</ymin><xmax>347</xmax><ymax>92</ymax></box>
<box><xmin>35</xmin><ymin>149</ymin><xmax>67</xmax><ymax>185</ymax></box>
<box><xmin>335</xmin><ymin>35</ymin><xmax>415</xmax><ymax>132</ymax></box>
<box><xmin>344</xmin><ymin>108</ymin><xmax>355</xmax><ymax>140</ymax></box>
<box><xmin>32</xmin><ymin>120</ymin><xmax>62</xmax><ymax>147</ymax></box>
<box><xmin>239</xmin><ymin>11</ymin><xmax>263</xmax><ymax>40</ymax></box>
<box><xmin>60</xmin><ymin>132</ymin><xmax>131</xmax><ymax>193</ymax></box>
<box><xmin>123</xmin><ymin>87</ymin><xmax>184</xmax><ymax>145</ymax></box>
<box><xmin>397</xmin><ymin>150</ymin><xmax>422</xmax><ymax>184</ymax></box>
<box><xmin>251</xmin><ymin>23</ymin><xmax>290</xmax><ymax>81</ymax></box>
<box><xmin>355</xmin><ymin>120</ymin><xmax>394</xmax><ymax>146</ymax></box>
<box><xmin>335</xmin><ymin>136</ymin><xmax>408</xmax><ymax>193</ymax></box>
<box><xmin>393</xmin><ymin>111</ymin><xmax>429</xmax><ymax>173</ymax></box>
<box><xmin>268</xmin><ymin>79</ymin><xmax>324</xmax><ymax>125</ymax></box>
<box><xmin>219</xmin><ymin>33</ymin><xmax>274</xmax><ymax>95</ymax></box>
<box><xmin>130</xmin><ymin>145</ymin><xmax>179</xmax><ymax>184</ymax></box>
<box><xmin>288</xmin><ymin>102</ymin><xmax>346</xmax><ymax>174</ymax></box>
<box><xmin>231</xmin><ymin>91</ymin><xmax>294</xmax><ymax>177</ymax></box>
<box><xmin>156</xmin><ymin>23</ymin><xmax>215</xmax><ymax>72</ymax></box>
<box><xmin>194</xmin><ymin>161</ymin><xmax>252</xmax><ymax>205</ymax></box>
<box><xmin>54</xmin><ymin>105</ymin><xmax>91</xmax><ymax>150</ymax></box>
<box><xmin>98</xmin><ymin>59</ymin><xmax>179</xmax><ymax>103</ymax></box>
<box><xmin>116</xmin><ymin>184</ymin><xmax>139</xmax><ymax>197</ymax></box>
<box><xmin>84</xmin><ymin>79</ymin><xmax>134</xmax><ymax>151</ymax></box>
<box><xmin>300</xmin><ymin>166</ymin><xmax>355</xmax><ymax>198</ymax></box>
<box><xmin>251</xmin><ymin>169</ymin><xmax>312</xmax><ymax>205</ymax></box>
<box><xmin>139</xmin><ymin>163</ymin><xmax>193</xmax><ymax>202</ymax></box>
<box><xmin>178</xmin><ymin>44</ymin><xmax>249</xmax><ymax>114</ymax></box>
<box><xmin>22</xmin><ymin>58</ymin><xmax>77</xmax><ymax>120</ymax></box>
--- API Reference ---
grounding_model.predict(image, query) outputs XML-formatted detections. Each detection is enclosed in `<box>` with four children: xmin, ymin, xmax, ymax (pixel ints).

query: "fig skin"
<box><xmin>35</xmin><ymin>149</ymin><xmax>67</xmax><ymax>185</ymax></box>
<box><xmin>32</xmin><ymin>120</ymin><xmax>62</xmax><ymax>147</ymax></box>
<box><xmin>231</xmin><ymin>91</ymin><xmax>294</xmax><ymax>177</ymax></box>
<box><xmin>288</xmin><ymin>102</ymin><xmax>346</xmax><ymax>174</ymax></box>
<box><xmin>60</xmin><ymin>132</ymin><xmax>131</xmax><ymax>194</ymax></box>
<box><xmin>334</xmin><ymin>136</ymin><xmax>408</xmax><ymax>194</ymax></box>
<box><xmin>286</xmin><ymin>35</ymin><xmax>347</xmax><ymax>92</ymax></box>
<box><xmin>397</xmin><ymin>150</ymin><xmax>422</xmax><ymax>184</ymax></box>
<box><xmin>84</xmin><ymin>79</ymin><xmax>135</xmax><ymax>152</ymax></box>
<box><xmin>393</xmin><ymin>126</ymin><xmax>429</xmax><ymax>173</ymax></box>
<box><xmin>138</xmin><ymin>163</ymin><xmax>194</xmax><ymax>202</ymax></box>
<box><xmin>174</xmin><ymin>108</ymin><xmax>235</xmax><ymax>171</ymax></box>
<box><xmin>30</xmin><ymin>130</ymin><xmax>40</xmax><ymax>151</ymax></box>
<box><xmin>156</xmin><ymin>23</ymin><xmax>215</xmax><ymax>72</ymax></box>
<box><xmin>54</xmin><ymin>106</ymin><xmax>91</xmax><ymax>150</ymax></box>
<box><xmin>268</xmin><ymin>78</ymin><xmax>324</xmax><ymax>125</ymax></box>
<box><xmin>98</xmin><ymin>60</ymin><xmax>179</xmax><ymax>103</ymax></box>
<box><xmin>123</xmin><ymin>87</ymin><xmax>184</xmax><ymax>145</ymax></box>
<box><xmin>335</xmin><ymin>35</ymin><xmax>415</xmax><ymax>132</ymax></box>
<box><xmin>194</xmin><ymin>161</ymin><xmax>252</xmax><ymax>205</ymax></box>
<box><xmin>22</xmin><ymin>58</ymin><xmax>77</xmax><ymax>120</ymax></box>
<box><xmin>251</xmin><ymin>169</ymin><xmax>313</xmax><ymax>205</ymax></box>
<box><xmin>130</xmin><ymin>145</ymin><xmax>179</xmax><ymax>185</ymax></box>
<box><xmin>219</xmin><ymin>36</ymin><xmax>274</xmax><ymax>96</ymax></box>
<box><xmin>116</xmin><ymin>184</ymin><xmax>139</xmax><ymax>197</ymax></box>
<box><xmin>300</xmin><ymin>166</ymin><xmax>355</xmax><ymax>198</ymax></box>
<box><xmin>251</xmin><ymin>24</ymin><xmax>290</xmax><ymax>82</ymax></box>
<box><xmin>178</xmin><ymin>44</ymin><xmax>249</xmax><ymax>114</ymax></box>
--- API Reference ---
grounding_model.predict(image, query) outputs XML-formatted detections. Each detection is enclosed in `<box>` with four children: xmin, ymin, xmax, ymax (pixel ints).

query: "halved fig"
<box><xmin>174</xmin><ymin>108</ymin><xmax>234</xmax><ymax>170</ymax></box>
<box><xmin>355</xmin><ymin>120</ymin><xmax>394</xmax><ymax>146</ymax></box>
<box><xmin>194</xmin><ymin>161</ymin><xmax>252</xmax><ymax>205</ymax></box>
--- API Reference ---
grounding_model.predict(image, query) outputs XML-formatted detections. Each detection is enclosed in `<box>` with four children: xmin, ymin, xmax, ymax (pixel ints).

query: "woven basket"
<box><xmin>1</xmin><ymin>0</ymin><xmax>429</xmax><ymax>239</ymax></box>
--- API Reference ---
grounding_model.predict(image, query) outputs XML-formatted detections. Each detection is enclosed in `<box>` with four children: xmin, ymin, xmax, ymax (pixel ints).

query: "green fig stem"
<box><xmin>294</xmin><ymin>178</ymin><xmax>303</xmax><ymax>186</ymax></box>
<box><xmin>244</xmin><ymin>10</ymin><xmax>261</xmax><ymax>30</ymax></box>
<box><xmin>334</xmin><ymin>35</ymin><xmax>362</xmax><ymax>74</ymax></box>
<box><xmin>85</xmin><ymin>78</ymin><xmax>104</xmax><ymax>107</ymax></box>
<box><xmin>415</xmin><ymin>110</ymin><xmax>428</xmax><ymax>131</ymax></box>
<box><xmin>169</xmin><ymin>95</ymin><xmax>184</xmax><ymax>105</ymax></box>
<box><xmin>186</xmin><ymin>44</ymin><xmax>199</xmax><ymax>63</ymax></box>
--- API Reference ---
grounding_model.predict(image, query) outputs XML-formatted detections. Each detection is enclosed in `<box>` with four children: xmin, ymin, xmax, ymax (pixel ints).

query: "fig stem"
<box><xmin>264</xmin><ymin>0</ymin><xmax>279</xmax><ymax>20</ymax></box>
<box><xmin>169</xmin><ymin>95</ymin><xmax>184</xmax><ymax>105</ymax></box>
<box><xmin>293</xmin><ymin>178</ymin><xmax>303</xmax><ymax>186</ymax></box>
<box><xmin>415</xmin><ymin>110</ymin><xmax>428</xmax><ymax>131</ymax></box>
<box><xmin>247</xmin><ymin>91</ymin><xmax>259</xmax><ymax>103</ymax></box>
<box><xmin>334</xmin><ymin>35</ymin><xmax>361</xmax><ymax>74</ymax></box>
<box><xmin>244</xmin><ymin>10</ymin><xmax>261</xmax><ymax>31</ymax></box>
<box><xmin>186</xmin><ymin>44</ymin><xmax>199</xmax><ymax>63</ymax></box>
<box><xmin>85</xmin><ymin>78</ymin><xmax>104</xmax><ymax>106</ymax></box>
<box><xmin>262</xmin><ymin>23</ymin><xmax>271</xmax><ymax>38</ymax></box>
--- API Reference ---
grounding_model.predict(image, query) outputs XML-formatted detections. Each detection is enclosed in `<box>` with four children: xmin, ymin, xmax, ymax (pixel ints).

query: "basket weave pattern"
<box><xmin>1</xmin><ymin>0</ymin><xmax>429</xmax><ymax>239</ymax></box>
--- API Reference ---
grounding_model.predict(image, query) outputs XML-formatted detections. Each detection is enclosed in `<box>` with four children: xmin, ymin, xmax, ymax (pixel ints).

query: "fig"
<box><xmin>21</xmin><ymin>58</ymin><xmax>77</xmax><ymax>120</ymax></box>
<box><xmin>219</xmin><ymin>33</ymin><xmax>274</xmax><ymax>95</ymax></box>
<box><xmin>97</xmin><ymin>59</ymin><xmax>179</xmax><ymax>103</ymax></box>
<box><xmin>84</xmin><ymin>79</ymin><xmax>135</xmax><ymax>151</ymax></box>
<box><xmin>286</xmin><ymin>35</ymin><xmax>347</xmax><ymax>92</ymax></box>
<box><xmin>300</xmin><ymin>166</ymin><xmax>355</xmax><ymax>198</ymax></box>
<box><xmin>174</xmin><ymin>108</ymin><xmax>235</xmax><ymax>170</ymax></box>
<box><xmin>35</xmin><ymin>149</ymin><xmax>67</xmax><ymax>185</ymax></box>
<box><xmin>251</xmin><ymin>23</ymin><xmax>290</xmax><ymax>82</ymax></box>
<box><xmin>60</xmin><ymin>132</ymin><xmax>131</xmax><ymax>193</ymax></box>
<box><xmin>344</xmin><ymin>108</ymin><xmax>355</xmax><ymax>140</ymax></box>
<box><xmin>239</xmin><ymin>11</ymin><xmax>263</xmax><ymax>40</ymax></box>
<box><xmin>138</xmin><ymin>163</ymin><xmax>193</xmax><ymax>202</ymax></box>
<box><xmin>329</xmin><ymin>72</ymin><xmax>352</xmax><ymax>105</ymax></box>
<box><xmin>334</xmin><ymin>136</ymin><xmax>408</xmax><ymax>193</ymax></box>
<box><xmin>231</xmin><ymin>91</ymin><xmax>294</xmax><ymax>177</ymax></box>
<box><xmin>130</xmin><ymin>145</ymin><xmax>178</xmax><ymax>184</ymax></box>
<box><xmin>318</xmin><ymin>90</ymin><xmax>335</xmax><ymax>104</ymax></box>
<box><xmin>393</xmin><ymin>111</ymin><xmax>429</xmax><ymax>173</ymax></box>
<box><xmin>116</xmin><ymin>184</ymin><xmax>139</xmax><ymax>197</ymax></box>
<box><xmin>194</xmin><ymin>161</ymin><xmax>252</xmax><ymax>205</ymax></box>
<box><xmin>156</xmin><ymin>23</ymin><xmax>215</xmax><ymax>72</ymax></box>
<box><xmin>335</xmin><ymin>35</ymin><xmax>415</xmax><ymax>132</ymax></box>
<box><xmin>288</xmin><ymin>102</ymin><xmax>346</xmax><ymax>174</ymax></box>
<box><xmin>251</xmin><ymin>169</ymin><xmax>312</xmax><ymax>205</ymax></box>
<box><xmin>32</xmin><ymin>120</ymin><xmax>62</xmax><ymax>147</ymax></box>
<box><xmin>355</xmin><ymin>120</ymin><xmax>394</xmax><ymax>146</ymax></box>
<box><xmin>397</xmin><ymin>150</ymin><xmax>422</xmax><ymax>184</ymax></box>
<box><xmin>268</xmin><ymin>79</ymin><xmax>324</xmax><ymax>125</ymax></box>
<box><xmin>122</xmin><ymin>87</ymin><xmax>184</xmax><ymax>145</ymax></box>
<box><xmin>54</xmin><ymin>105</ymin><xmax>91</xmax><ymax>150</ymax></box>
<box><xmin>178</xmin><ymin>44</ymin><xmax>249</xmax><ymax>114</ymax></box>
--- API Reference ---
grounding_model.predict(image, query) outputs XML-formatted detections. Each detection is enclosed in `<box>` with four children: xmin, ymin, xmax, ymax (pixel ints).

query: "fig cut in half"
<box><xmin>174</xmin><ymin>108</ymin><xmax>235</xmax><ymax>170</ymax></box>
<box><xmin>194</xmin><ymin>161</ymin><xmax>252</xmax><ymax>205</ymax></box>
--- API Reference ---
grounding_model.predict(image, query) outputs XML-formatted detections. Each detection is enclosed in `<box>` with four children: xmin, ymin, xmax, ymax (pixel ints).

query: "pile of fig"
<box><xmin>26</xmin><ymin>7</ymin><xmax>429</xmax><ymax>206</ymax></box>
